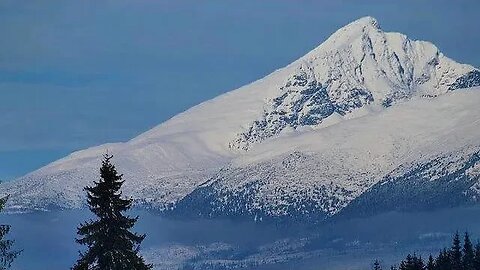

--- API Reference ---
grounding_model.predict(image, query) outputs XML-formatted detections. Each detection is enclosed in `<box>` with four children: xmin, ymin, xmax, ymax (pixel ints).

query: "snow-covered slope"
<box><xmin>228</xmin><ymin>16</ymin><xmax>478</xmax><ymax>150</ymax></box>
<box><xmin>174</xmin><ymin>89</ymin><xmax>480</xmax><ymax>221</ymax></box>
<box><xmin>1</xmin><ymin>17</ymin><xmax>479</xmax><ymax>219</ymax></box>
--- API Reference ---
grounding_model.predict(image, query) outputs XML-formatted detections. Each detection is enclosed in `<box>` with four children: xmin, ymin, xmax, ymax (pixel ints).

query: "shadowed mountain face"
<box><xmin>1</xmin><ymin>17</ymin><xmax>479</xmax><ymax>222</ymax></box>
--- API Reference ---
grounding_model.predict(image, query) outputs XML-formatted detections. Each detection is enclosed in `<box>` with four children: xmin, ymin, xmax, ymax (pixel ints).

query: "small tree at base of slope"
<box><xmin>373</xmin><ymin>259</ymin><xmax>382</xmax><ymax>270</ymax></box>
<box><xmin>451</xmin><ymin>231</ymin><xmax>462</xmax><ymax>270</ymax></box>
<box><xmin>462</xmin><ymin>232</ymin><xmax>475</xmax><ymax>270</ymax></box>
<box><xmin>0</xmin><ymin>196</ymin><xmax>21</xmax><ymax>270</ymax></box>
<box><xmin>73</xmin><ymin>154</ymin><xmax>152</xmax><ymax>270</ymax></box>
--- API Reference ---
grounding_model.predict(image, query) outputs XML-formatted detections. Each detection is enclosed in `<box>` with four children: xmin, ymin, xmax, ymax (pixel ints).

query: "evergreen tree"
<box><xmin>399</xmin><ymin>253</ymin><xmax>424</xmax><ymax>270</ymax></box>
<box><xmin>436</xmin><ymin>248</ymin><xmax>452</xmax><ymax>270</ymax></box>
<box><xmin>473</xmin><ymin>242</ymin><xmax>480</xmax><ymax>270</ymax></box>
<box><xmin>426</xmin><ymin>255</ymin><xmax>435</xmax><ymax>270</ymax></box>
<box><xmin>373</xmin><ymin>259</ymin><xmax>382</xmax><ymax>270</ymax></box>
<box><xmin>412</xmin><ymin>254</ymin><xmax>424</xmax><ymax>270</ymax></box>
<box><xmin>463</xmin><ymin>232</ymin><xmax>475</xmax><ymax>270</ymax></box>
<box><xmin>73</xmin><ymin>154</ymin><xmax>152</xmax><ymax>270</ymax></box>
<box><xmin>450</xmin><ymin>231</ymin><xmax>462</xmax><ymax>270</ymax></box>
<box><xmin>399</xmin><ymin>254</ymin><xmax>412</xmax><ymax>270</ymax></box>
<box><xmin>0</xmin><ymin>196</ymin><xmax>20</xmax><ymax>269</ymax></box>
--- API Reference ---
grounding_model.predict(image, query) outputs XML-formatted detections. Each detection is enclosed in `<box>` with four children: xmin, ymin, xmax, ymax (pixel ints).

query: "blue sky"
<box><xmin>1</xmin><ymin>0</ymin><xmax>479</xmax><ymax>180</ymax></box>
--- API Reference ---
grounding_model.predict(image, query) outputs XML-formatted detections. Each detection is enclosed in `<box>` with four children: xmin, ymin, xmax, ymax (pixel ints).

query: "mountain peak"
<box><xmin>312</xmin><ymin>16</ymin><xmax>382</xmax><ymax>52</ymax></box>
<box><xmin>230</xmin><ymin>17</ymin><xmax>479</xmax><ymax>150</ymax></box>
<box><xmin>344</xmin><ymin>16</ymin><xmax>380</xmax><ymax>30</ymax></box>
<box><xmin>2</xmin><ymin>16</ymin><xmax>480</xmax><ymax>214</ymax></box>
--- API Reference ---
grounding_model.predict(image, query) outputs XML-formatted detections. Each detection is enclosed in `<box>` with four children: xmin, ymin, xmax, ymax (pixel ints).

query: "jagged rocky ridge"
<box><xmin>1</xmin><ymin>17</ymin><xmax>480</xmax><ymax>222</ymax></box>
<box><xmin>229</xmin><ymin>17</ymin><xmax>479</xmax><ymax>150</ymax></box>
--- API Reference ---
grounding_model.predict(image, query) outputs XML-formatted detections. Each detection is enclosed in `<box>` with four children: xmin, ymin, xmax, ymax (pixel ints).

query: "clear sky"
<box><xmin>1</xmin><ymin>0</ymin><xmax>479</xmax><ymax>180</ymax></box>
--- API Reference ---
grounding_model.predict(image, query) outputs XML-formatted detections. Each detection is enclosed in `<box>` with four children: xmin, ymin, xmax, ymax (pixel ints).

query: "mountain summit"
<box><xmin>2</xmin><ymin>17</ymin><xmax>479</xmax><ymax>220</ymax></box>
<box><xmin>230</xmin><ymin>16</ymin><xmax>478</xmax><ymax>149</ymax></box>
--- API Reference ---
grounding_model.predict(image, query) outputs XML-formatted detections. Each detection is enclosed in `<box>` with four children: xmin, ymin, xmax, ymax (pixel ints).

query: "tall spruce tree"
<box><xmin>412</xmin><ymin>255</ymin><xmax>424</xmax><ymax>270</ymax></box>
<box><xmin>399</xmin><ymin>253</ymin><xmax>424</xmax><ymax>270</ymax></box>
<box><xmin>473</xmin><ymin>242</ymin><xmax>480</xmax><ymax>270</ymax></box>
<box><xmin>0</xmin><ymin>196</ymin><xmax>20</xmax><ymax>269</ymax></box>
<box><xmin>463</xmin><ymin>232</ymin><xmax>475</xmax><ymax>270</ymax></box>
<box><xmin>373</xmin><ymin>259</ymin><xmax>382</xmax><ymax>270</ymax></box>
<box><xmin>426</xmin><ymin>255</ymin><xmax>435</xmax><ymax>270</ymax></box>
<box><xmin>436</xmin><ymin>248</ymin><xmax>452</xmax><ymax>270</ymax></box>
<box><xmin>450</xmin><ymin>231</ymin><xmax>462</xmax><ymax>270</ymax></box>
<box><xmin>73</xmin><ymin>154</ymin><xmax>152</xmax><ymax>270</ymax></box>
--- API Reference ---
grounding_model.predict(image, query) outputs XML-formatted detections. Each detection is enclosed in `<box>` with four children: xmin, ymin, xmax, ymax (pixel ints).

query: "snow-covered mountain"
<box><xmin>174</xmin><ymin>92</ymin><xmax>480</xmax><ymax>221</ymax></box>
<box><xmin>2</xmin><ymin>17</ymin><xmax>480</xmax><ymax>221</ymax></box>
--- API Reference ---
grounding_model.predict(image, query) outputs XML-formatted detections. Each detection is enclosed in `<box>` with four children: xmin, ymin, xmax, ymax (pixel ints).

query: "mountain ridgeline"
<box><xmin>229</xmin><ymin>16</ymin><xmax>479</xmax><ymax>150</ymax></box>
<box><xmin>1</xmin><ymin>17</ymin><xmax>479</xmax><ymax>223</ymax></box>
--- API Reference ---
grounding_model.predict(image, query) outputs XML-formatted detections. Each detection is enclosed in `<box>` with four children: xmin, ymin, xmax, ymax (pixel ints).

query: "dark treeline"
<box><xmin>373</xmin><ymin>232</ymin><xmax>480</xmax><ymax>270</ymax></box>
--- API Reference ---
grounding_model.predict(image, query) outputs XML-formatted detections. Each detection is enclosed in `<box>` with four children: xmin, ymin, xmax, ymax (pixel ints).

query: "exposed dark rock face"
<box><xmin>449</xmin><ymin>70</ymin><xmax>480</xmax><ymax>90</ymax></box>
